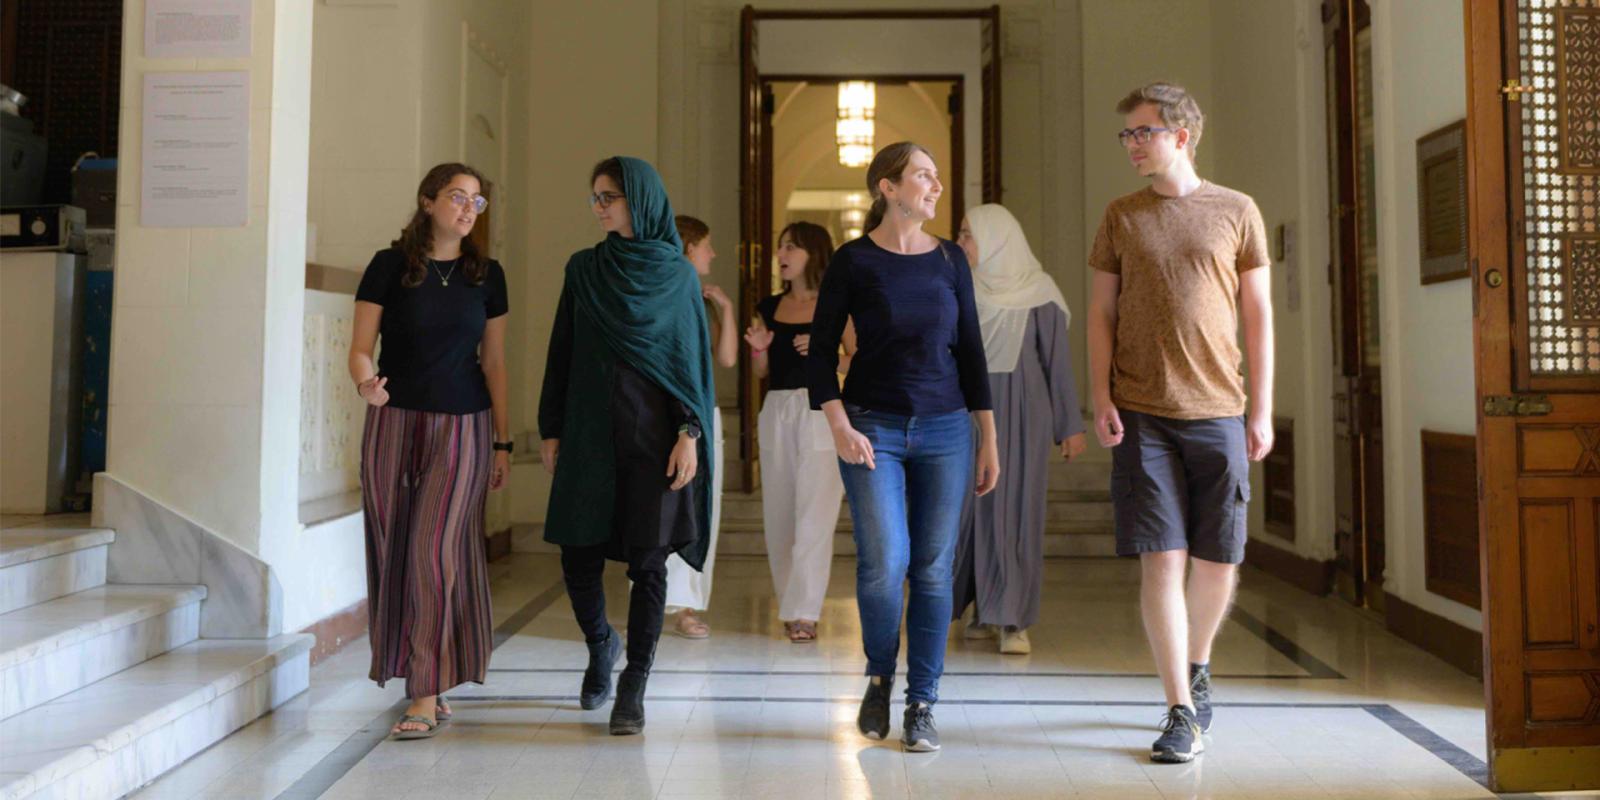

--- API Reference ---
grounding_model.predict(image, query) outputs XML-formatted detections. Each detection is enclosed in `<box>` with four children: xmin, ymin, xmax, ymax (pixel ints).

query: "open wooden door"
<box><xmin>1322</xmin><ymin>0</ymin><xmax>1387</xmax><ymax>611</ymax></box>
<box><xmin>736</xmin><ymin>6</ymin><xmax>771</xmax><ymax>493</ymax></box>
<box><xmin>1465</xmin><ymin>0</ymin><xmax>1600</xmax><ymax>791</ymax></box>
<box><xmin>979</xmin><ymin>5</ymin><xmax>1001</xmax><ymax>204</ymax></box>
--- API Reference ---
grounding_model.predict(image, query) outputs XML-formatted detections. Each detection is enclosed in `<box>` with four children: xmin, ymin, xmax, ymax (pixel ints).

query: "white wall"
<box><xmin>1208</xmin><ymin>0</ymin><xmax>1337</xmax><ymax>564</ymax></box>
<box><xmin>107</xmin><ymin>0</ymin><xmax>309</xmax><ymax>555</ymax></box>
<box><xmin>1369</xmin><ymin>0</ymin><xmax>1478</xmax><ymax>630</ymax></box>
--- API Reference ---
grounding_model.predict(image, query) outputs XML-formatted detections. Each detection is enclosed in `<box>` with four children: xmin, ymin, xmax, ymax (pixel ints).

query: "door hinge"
<box><xmin>1482</xmin><ymin>394</ymin><xmax>1553</xmax><ymax>417</ymax></box>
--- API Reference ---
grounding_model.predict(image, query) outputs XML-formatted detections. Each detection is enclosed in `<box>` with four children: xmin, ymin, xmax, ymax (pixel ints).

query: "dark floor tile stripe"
<box><xmin>273</xmin><ymin>576</ymin><xmax>567</xmax><ymax>800</ymax></box>
<box><xmin>1363</xmin><ymin>704</ymin><xmax>1491</xmax><ymax>789</ymax></box>
<box><xmin>1230</xmin><ymin>607</ymin><xmax>1345</xmax><ymax>679</ymax></box>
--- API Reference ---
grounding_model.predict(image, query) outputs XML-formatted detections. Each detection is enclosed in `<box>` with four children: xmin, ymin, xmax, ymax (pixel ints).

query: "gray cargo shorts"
<box><xmin>1110</xmin><ymin>409</ymin><xmax>1250</xmax><ymax>565</ymax></box>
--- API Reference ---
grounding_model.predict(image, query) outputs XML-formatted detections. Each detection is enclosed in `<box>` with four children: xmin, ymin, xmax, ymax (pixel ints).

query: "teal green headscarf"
<box><xmin>560</xmin><ymin>156</ymin><xmax>716</xmax><ymax>568</ymax></box>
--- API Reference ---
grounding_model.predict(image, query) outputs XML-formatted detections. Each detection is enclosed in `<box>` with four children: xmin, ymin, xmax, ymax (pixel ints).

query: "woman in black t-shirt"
<box><xmin>348</xmin><ymin>162</ymin><xmax>511</xmax><ymax>740</ymax></box>
<box><xmin>743</xmin><ymin>222</ymin><xmax>851</xmax><ymax>643</ymax></box>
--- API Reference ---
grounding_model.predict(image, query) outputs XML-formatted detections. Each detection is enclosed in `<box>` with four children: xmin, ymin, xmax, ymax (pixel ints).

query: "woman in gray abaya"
<box><xmin>952</xmin><ymin>203</ymin><xmax>1086</xmax><ymax>655</ymax></box>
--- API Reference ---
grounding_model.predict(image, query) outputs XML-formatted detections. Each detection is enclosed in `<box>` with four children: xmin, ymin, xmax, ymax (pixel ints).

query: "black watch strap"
<box><xmin>492</xmin><ymin>440</ymin><xmax>514</xmax><ymax>453</ymax></box>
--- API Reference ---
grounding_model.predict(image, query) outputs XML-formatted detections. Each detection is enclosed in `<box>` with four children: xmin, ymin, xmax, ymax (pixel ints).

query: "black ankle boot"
<box><xmin>580</xmin><ymin>625</ymin><xmax>622</xmax><ymax>710</ymax></box>
<box><xmin>609</xmin><ymin>671</ymin><xmax>648</xmax><ymax>735</ymax></box>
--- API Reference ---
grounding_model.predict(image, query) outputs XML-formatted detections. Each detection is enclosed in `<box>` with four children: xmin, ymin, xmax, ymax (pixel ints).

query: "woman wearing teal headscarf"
<box><xmin>538</xmin><ymin>157</ymin><xmax>716</xmax><ymax>735</ymax></box>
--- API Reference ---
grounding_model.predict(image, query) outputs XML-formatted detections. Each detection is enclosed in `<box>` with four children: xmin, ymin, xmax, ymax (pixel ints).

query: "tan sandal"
<box><xmin>436</xmin><ymin>696</ymin><xmax>452</xmax><ymax>721</ymax></box>
<box><xmin>785</xmin><ymin>620</ymin><xmax>818</xmax><ymax>643</ymax></box>
<box><xmin>390</xmin><ymin>714</ymin><xmax>442</xmax><ymax>740</ymax></box>
<box><xmin>670</xmin><ymin>609</ymin><xmax>710</xmax><ymax>639</ymax></box>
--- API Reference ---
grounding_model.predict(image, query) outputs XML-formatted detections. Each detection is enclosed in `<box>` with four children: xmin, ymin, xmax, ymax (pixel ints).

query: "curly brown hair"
<box><xmin>393</xmin><ymin>163</ymin><xmax>490</xmax><ymax>289</ymax></box>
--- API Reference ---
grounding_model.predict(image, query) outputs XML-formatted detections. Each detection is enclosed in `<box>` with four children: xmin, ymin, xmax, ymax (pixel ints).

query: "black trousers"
<box><xmin>561</xmin><ymin>543</ymin><xmax>671</xmax><ymax>676</ymax></box>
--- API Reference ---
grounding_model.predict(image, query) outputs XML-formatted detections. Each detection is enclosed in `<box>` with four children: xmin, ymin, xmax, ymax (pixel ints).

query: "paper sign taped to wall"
<box><xmin>140</xmin><ymin>72</ymin><xmax>250</xmax><ymax>228</ymax></box>
<box><xmin>146</xmin><ymin>0</ymin><xmax>252</xmax><ymax>58</ymax></box>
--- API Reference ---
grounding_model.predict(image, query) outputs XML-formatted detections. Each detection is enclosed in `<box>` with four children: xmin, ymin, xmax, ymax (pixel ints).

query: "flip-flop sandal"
<box><xmin>787</xmin><ymin>620</ymin><xmax>817</xmax><ymax>643</ymax></box>
<box><xmin>436</xmin><ymin>697</ymin><xmax>451</xmax><ymax>721</ymax></box>
<box><xmin>390</xmin><ymin>714</ymin><xmax>442</xmax><ymax>740</ymax></box>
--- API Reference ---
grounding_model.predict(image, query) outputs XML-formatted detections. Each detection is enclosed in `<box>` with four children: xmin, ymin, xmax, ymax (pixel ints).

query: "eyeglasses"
<box><xmin>1117</xmin><ymin>126</ymin><xmax>1175</xmax><ymax>146</ymax></box>
<box><xmin>589</xmin><ymin>191</ymin><xmax>626</xmax><ymax>209</ymax></box>
<box><xmin>444</xmin><ymin>191</ymin><xmax>489</xmax><ymax>214</ymax></box>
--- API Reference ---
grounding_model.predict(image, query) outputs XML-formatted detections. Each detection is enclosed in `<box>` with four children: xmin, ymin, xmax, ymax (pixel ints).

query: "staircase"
<box><xmin>0</xmin><ymin>520</ymin><xmax>312</xmax><ymax>800</ymax></box>
<box><xmin>717</xmin><ymin>456</ymin><xmax>1116</xmax><ymax>557</ymax></box>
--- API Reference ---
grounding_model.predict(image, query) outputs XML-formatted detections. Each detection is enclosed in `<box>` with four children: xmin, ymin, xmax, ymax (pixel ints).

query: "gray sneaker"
<box><xmin>1151</xmin><ymin>704</ymin><xmax>1204</xmax><ymax>763</ymax></box>
<box><xmin>1189</xmin><ymin>666</ymin><xmax>1213</xmax><ymax>733</ymax></box>
<box><xmin>902</xmin><ymin>702</ymin><xmax>940</xmax><ymax>752</ymax></box>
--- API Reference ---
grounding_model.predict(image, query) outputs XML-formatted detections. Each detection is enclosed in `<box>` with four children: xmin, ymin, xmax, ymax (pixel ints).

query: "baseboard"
<box><xmin>1245</xmin><ymin>538</ymin><xmax>1334</xmax><ymax>595</ymax></box>
<box><xmin>299</xmin><ymin>598</ymin><xmax>368</xmax><ymax>666</ymax></box>
<box><xmin>1384</xmin><ymin>593</ymin><xmax>1483</xmax><ymax>679</ymax></box>
<box><xmin>487</xmin><ymin>527</ymin><xmax>513</xmax><ymax>562</ymax></box>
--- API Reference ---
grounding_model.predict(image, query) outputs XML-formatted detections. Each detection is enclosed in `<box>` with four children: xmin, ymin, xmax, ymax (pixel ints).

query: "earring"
<box><xmin>898</xmin><ymin>200</ymin><xmax>912</xmax><ymax>218</ymax></box>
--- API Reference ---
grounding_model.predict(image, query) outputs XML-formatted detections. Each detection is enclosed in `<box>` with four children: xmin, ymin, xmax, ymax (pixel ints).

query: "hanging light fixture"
<box><xmin>836</xmin><ymin>81</ymin><xmax>876</xmax><ymax>168</ymax></box>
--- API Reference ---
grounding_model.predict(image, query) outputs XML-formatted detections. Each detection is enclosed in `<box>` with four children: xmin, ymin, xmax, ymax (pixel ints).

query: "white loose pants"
<box><xmin>758</xmin><ymin>389</ymin><xmax>845</xmax><ymax>622</ymax></box>
<box><xmin>665</xmin><ymin>408</ymin><xmax>722</xmax><ymax>612</ymax></box>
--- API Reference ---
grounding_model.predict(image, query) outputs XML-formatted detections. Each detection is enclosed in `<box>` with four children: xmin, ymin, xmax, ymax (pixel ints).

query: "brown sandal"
<box><xmin>785</xmin><ymin>620</ymin><xmax>818</xmax><ymax>643</ymax></box>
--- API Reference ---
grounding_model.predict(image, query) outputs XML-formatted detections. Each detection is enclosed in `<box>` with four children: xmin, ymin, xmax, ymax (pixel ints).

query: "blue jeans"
<box><xmin>839</xmin><ymin>405</ymin><xmax>973</xmax><ymax>705</ymax></box>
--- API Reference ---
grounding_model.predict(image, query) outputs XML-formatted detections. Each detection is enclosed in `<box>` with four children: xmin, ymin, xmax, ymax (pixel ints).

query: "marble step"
<box><xmin>717</xmin><ymin>521</ymin><xmax>1116</xmax><ymax>558</ymax></box>
<box><xmin>0</xmin><ymin>528</ymin><xmax>114</xmax><ymax>614</ymax></box>
<box><xmin>0</xmin><ymin>585</ymin><xmax>205</xmax><ymax>721</ymax></box>
<box><xmin>0</xmin><ymin>633</ymin><xmax>312</xmax><ymax>800</ymax></box>
<box><xmin>721</xmin><ymin>489</ymin><xmax>1113</xmax><ymax>525</ymax></box>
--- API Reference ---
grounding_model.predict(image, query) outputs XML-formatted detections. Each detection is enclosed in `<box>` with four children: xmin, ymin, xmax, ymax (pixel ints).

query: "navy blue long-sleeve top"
<box><xmin>806</xmin><ymin>235</ymin><xmax>993</xmax><ymax>415</ymax></box>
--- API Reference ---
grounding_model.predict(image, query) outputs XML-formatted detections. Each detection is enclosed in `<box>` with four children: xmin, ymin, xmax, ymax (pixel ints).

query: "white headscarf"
<box><xmin>965</xmin><ymin>204</ymin><xmax>1071</xmax><ymax>374</ymax></box>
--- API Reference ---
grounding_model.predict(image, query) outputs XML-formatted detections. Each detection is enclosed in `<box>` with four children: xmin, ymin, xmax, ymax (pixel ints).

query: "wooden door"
<box><xmin>1465</xmin><ymin>0</ymin><xmax>1600</xmax><ymax>791</ymax></box>
<box><xmin>1323</xmin><ymin>0</ymin><xmax>1387</xmax><ymax>610</ymax></box>
<box><xmin>736</xmin><ymin>6</ymin><xmax>767</xmax><ymax>493</ymax></box>
<box><xmin>979</xmin><ymin>5</ymin><xmax>1001</xmax><ymax>204</ymax></box>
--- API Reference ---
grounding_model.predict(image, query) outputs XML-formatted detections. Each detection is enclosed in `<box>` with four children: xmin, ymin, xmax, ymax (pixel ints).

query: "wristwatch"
<box><xmin>492</xmin><ymin>440</ymin><xmax>514</xmax><ymax>453</ymax></box>
<box><xmin>677</xmin><ymin>424</ymin><xmax>702</xmax><ymax>441</ymax></box>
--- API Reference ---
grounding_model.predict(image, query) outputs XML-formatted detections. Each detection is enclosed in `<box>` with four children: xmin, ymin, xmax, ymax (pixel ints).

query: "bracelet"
<box><xmin>751</xmin><ymin>346</ymin><xmax>767</xmax><ymax>355</ymax></box>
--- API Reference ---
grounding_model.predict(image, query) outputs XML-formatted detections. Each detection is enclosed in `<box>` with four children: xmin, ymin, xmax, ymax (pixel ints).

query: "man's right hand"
<box><xmin>540</xmin><ymin>438</ymin><xmax>559</xmax><ymax>476</ymax></box>
<box><xmin>1093</xmin><ymin>400</ymin><xmax>1124</xmax><ymax>449</ymax></box>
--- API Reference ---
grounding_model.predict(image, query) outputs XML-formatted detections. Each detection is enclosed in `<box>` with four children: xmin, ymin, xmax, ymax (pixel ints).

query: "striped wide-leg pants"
<box><xmin>360</xmin><ymin>405</ymin><xmax>494</xmax><ymax>699</ymax></box>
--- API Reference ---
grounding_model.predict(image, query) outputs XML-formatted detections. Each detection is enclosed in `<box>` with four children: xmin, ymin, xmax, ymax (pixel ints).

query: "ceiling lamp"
<box><xmin>837</xmin><ymin>81</ymin><xmax>876</xmax><ymax>168</ymax></box>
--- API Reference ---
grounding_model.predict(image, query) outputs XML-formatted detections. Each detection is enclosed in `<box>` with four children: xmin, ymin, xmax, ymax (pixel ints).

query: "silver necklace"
<box><xmin>430</xmin><ymin>258</ymin><xmax>458</xmax><ymax>287</ymax></box>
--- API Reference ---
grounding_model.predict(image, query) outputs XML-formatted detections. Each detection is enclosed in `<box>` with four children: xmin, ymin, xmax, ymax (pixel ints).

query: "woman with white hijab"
<box><xmin>952</xmin><ymin>203</ymin><xmax>1086</xmax><ymax>655</ymax></box>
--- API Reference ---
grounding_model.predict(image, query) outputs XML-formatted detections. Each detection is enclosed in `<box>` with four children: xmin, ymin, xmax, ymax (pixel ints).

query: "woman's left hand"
<box><xmin>1060</xmin><ymin>433</ymin><xmax>1087</xmax><ymax>462</ymax></box>
<box><xmin>975</xmin><ymin>440</ymin><xmax>1001</xmax><ymax>496</ymax></box>
<box><xmin>490</xmin><ymin>450</ymin><xmax>510</xmax><ymax>491</ymax></box>
<box><xmin>702</xmin><ymin>284</ymin><xmax>731</xmax><ymax>309</ymax></box>
<box><xmin>667</xmin><ymin>433</ymin><xmax>698</xmax><ymax>491</ymax></box>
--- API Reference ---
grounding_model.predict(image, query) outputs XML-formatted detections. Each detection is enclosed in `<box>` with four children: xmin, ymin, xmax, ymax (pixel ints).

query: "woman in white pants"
<box><xmin>744</xmin><ymin>222</ymin><xmax>851</xmax><ymax>642</ymax></box>
<box><xmin>662</xmin><ymin>215</ymin><xmax>735</xmax><ymax>638</ymax></box>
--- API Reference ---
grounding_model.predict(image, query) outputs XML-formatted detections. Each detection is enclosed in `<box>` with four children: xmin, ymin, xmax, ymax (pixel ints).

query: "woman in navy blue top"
<box><xmin>807</xmin><ymin>142</ymin><xmax>1000</xmax><ymax>753</ymax></box>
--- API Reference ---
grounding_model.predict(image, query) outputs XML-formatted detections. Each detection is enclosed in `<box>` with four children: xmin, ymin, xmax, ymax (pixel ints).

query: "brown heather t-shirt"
<box><xmin>1088</xmin><ymin>181</ymin><xmax>1270</xmax><ymax>420</ymax></box>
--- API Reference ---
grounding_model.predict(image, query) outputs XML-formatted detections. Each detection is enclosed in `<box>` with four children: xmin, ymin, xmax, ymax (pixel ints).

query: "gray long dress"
<box><xmin>953</xmin><ymin>303</ymin><xmax>1083</xmax><ymax>629</ymax></box>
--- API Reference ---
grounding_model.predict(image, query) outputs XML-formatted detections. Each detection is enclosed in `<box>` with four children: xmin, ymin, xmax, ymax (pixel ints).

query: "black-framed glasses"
<box><xmin>444</xmin><ymin>191</ymin><xmax>489</xmax><ymax>214</ymax></box>
<box><xmin>1117</xmin><ymin>126</ymin><xmax>1175</xmax><ymax>146</ymax></box>
<box><xmin>589</xmin><ymin>191</ymin><xmax>626</xmax><ymax>209</ymax></box>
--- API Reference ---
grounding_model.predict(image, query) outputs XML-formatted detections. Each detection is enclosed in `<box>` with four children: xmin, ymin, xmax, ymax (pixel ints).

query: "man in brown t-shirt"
<box><xmin>1087</xmin><ymin>83</ymin><xmax>1275</xmax><ymax>764</ymax></box>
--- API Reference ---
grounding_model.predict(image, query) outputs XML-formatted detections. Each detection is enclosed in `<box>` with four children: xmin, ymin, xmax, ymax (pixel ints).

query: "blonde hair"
<box><xmin>1116</xmin><ymin>82</ymin><xmax>1204</xmax><ymax>159</ymax></box>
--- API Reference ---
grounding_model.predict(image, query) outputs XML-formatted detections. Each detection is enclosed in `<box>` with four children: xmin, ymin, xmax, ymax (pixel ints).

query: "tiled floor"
<box><xmin>123</xmin><ymin>554</ymin><xmax>1596</xmax><ymax>800</ymax></box>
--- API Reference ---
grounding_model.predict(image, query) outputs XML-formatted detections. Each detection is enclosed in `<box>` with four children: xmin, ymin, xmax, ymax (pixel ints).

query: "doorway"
<box><xmin>734</xmin><ymin>6</ymin><xmax>1001</xmax><ymax>491</ymax></box>
<box><xmin>1323</xmin><ymin>0</ymin><xmax>1387</xmax><ymax>612</ymax></box>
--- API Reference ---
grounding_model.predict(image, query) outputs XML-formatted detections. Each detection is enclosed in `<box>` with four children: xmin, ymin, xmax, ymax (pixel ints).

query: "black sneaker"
<box><xmin>901</xmin><ymin>702</ymin><xmax>940</xmax><ymax>752</ymax></box>
<box><xmin>857</xmin><ymin>675</ymin><xmax>893</xmax><ymax>740</ymax></box>
<box><xmin>1151</xmin><ymin>705</ymin><xmax>1204</xmax><ymax>763</ymax></box>
<box><xmin>1189</xmin><ymin>665</ymin><xmax>1213</xmax><ymax>733</ymax></box>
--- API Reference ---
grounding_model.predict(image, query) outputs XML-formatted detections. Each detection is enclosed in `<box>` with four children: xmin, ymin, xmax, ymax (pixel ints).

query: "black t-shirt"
<box><xmin>757</xmin><ymin>294</ymin><xmax>810</xmax><ymax>392</ymax></box>
<box><xmin>355</xmin><ymin>247</ymin><xmax>509</xmax><ymax>414</ymax></box>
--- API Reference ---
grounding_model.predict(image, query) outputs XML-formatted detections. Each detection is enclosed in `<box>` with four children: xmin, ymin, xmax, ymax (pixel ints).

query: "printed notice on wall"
<box><xmin>146</xmin><ymin>0</ymin><xmax>251</xmax><ymax>58</ymax></box>
<box><xmin>141</xmin><ymin>72</ymin><xmax>250</xmax><ymax>228</ymax></box>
